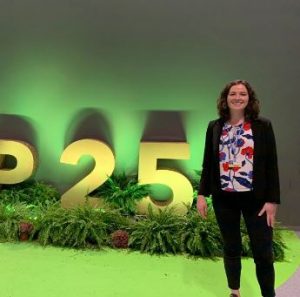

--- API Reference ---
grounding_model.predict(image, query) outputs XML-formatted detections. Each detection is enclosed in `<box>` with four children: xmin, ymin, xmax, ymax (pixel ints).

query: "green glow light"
<box><xmin>0</xmin><ymin>44</ymin><xmax>221</xmax><ymax>188</ymax></box>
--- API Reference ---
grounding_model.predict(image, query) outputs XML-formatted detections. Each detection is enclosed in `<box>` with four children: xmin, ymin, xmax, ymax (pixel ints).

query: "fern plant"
<box><xmin>0</xmin><ymin>203</ymin><xmax>31</xmax><ymax>241</ymax></box>
<box><xmin>188</xmin><ymin>170</ymin><xmax>201</xmax><ymax>191</ymax></box>
<box><xmin>129</xmin><ymin>205</ymin><xmax>184</xmax><ymax>254</ymax></box>
<box><xmin>92</xmin><ymin>173</ymin><xmax>150</xmax><ymax>215</ymax></box>
<box><xmin>180</xmin><ymin>207</ymin><xmax>223</xmax><ymax>257</ymax></box>
<box><xmin>36</xmin><ymin>205</ymin><xmax>105</xmax><ymax>248</ymax></box>
<box><xmin>99</xmin><ymin>207</ymin><xmax>131</xmax><ymax>234</ymax></box>
<box><xmin>272</xmin><ymin>225</ymin><xmax>287</xmax><ymax>261</ymax></box>
<box><xmin>35</xmin><ymin>204</ymin><xmax>130</xmax><ymax>249</ymax></box>
<box><xmin>0</xmin><ymin>181</ymin><xmax>60</xmax><ymax>206</ymax></box>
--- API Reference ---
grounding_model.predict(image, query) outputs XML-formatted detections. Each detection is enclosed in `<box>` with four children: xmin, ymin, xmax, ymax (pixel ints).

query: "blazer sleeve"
<box><xmin>198</xmin><ymin>121</ymin><xmax>214</xmax><ymax>197</ymax></box>
<box><xmin>265</xmin><ymin>120</ymin><xmax>281</xmax><ymax>204</ymax></box>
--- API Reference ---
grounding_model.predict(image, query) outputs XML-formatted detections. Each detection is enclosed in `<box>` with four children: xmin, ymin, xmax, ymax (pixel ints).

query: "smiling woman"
<box><xmin>197</xmin><ymin>80</ymin><xmax>280</xmax><ymax>297</ymax></box>
<box><xmin>227</xmin><ymin>84</ymin><xmax>249</xmax><ymax>112</ymax></box>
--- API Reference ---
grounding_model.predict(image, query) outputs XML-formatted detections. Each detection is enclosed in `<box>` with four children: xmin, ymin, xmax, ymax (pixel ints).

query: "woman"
<box><xmin>197</xmin><ymin>80</ymin><xmax>280</xmax><ymax>297</ymax></box>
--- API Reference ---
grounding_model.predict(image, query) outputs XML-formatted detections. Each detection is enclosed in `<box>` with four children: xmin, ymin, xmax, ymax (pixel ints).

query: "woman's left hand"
<box><xmin>258</xmin><ymin>202</ymin><xmax>278</xmax><ymax>228</ymax></box>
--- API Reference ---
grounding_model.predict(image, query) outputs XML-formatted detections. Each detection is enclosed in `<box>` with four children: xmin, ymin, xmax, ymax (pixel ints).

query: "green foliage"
<box><xmin>272</xmin><ymin>226</ymin><xmax>287</xmax><ymax>261</ymax></box>
<box><xmin>188</xmin><ymin>170</ymin><xmax>201</xmax><ymax>192</ymax></box>
<box><xmin>129</xmin><ymin>205</ymin><xmax>183</xmax><ymax>254</ymax></box>
<box><xmin>0</xmin><ymin>203</ymin><xmax>31</xmax><ymax>241</ymax></box>
<box><xmin>35</xmin><ymin>204</ymin><xmax>130</xmax><ymax>249</ymax></box>
<box><xmin>92</xmin><ymin>173</ymin><xmax>150</xmax><ymax>215</ymax></box>
<box><xmin>92</xmin><ymin>206</ymin><xmax>131</xmax><ymax>237</ymax></box>
<box><xmin>0</xmin><ymin>176</ymin><xmax>288</xmax><ymax>261</ymax></box>
<box><xmin>180</xmin><ymin>207</ymin><xmax>223</xmax><ymax>257</ymax></box>
<box><xmin>0</xmin><ymin>181</ymin><xmax>60</xmax><ymax>206</ymax></box>
<box><xmin>189</xmin><ymin>170</ymin><xmax>213</xmax><ymax>208</ymax></box>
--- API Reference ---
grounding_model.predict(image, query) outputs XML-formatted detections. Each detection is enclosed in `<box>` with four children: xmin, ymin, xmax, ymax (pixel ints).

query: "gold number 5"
<box><xmin>137</xmin><ymin>142</ymin><xmax>193</xmax><ymax>215</ymax></box>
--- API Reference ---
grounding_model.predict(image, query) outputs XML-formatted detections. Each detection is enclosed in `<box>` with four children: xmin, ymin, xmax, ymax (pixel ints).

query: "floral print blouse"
<box><xmin>219</xmin><ymin>122</ymin><xmax>254</xmax><ymax>192</ymax></box>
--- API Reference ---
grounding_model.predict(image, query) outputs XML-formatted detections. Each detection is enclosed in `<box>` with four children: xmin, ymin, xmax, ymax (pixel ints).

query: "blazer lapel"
<box><xmin>212</xmin><ymin>119</ymin><xmax>223</xmax><ymax>162</ymax></box>
<box><xmin>252</xmin><ymin>119</ymin><xmax>264</xmax><ymax>153</ymax></box>
<box><xmin>251</xmin><ymin>119</ymin><xmax>261</xmax><ymax>178</ymax></box>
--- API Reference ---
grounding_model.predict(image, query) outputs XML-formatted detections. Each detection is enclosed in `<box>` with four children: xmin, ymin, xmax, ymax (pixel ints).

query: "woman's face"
<box><xmin>226</xmin><ymin>84</ymin><xmax>249</xmax><ymax>112</ymax></box>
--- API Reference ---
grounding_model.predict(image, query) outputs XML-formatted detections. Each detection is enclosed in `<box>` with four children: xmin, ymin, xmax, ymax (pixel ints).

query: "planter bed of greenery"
<box><xmin>0</xmin><ymin>176</ymin><xmax>287</xmax><ymax>261</ymax></box>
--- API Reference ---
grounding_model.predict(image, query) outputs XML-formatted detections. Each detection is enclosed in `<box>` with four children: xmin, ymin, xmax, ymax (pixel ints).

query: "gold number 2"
<box><xmin>60</xmin><ymin>139</ymin><xmax>115</xmax><ymax>208</ymax></box>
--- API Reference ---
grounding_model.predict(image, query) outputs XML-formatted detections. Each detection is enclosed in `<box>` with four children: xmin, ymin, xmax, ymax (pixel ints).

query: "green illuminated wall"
<box><xmin>1</xmin><ymin>42</ymin><xmax>218</xmax><ymax>184</ymax></box>
<box><xmin>0</xmin><ymin>0</ymin><xmax>300</xmax><ymax>225</ymax></box>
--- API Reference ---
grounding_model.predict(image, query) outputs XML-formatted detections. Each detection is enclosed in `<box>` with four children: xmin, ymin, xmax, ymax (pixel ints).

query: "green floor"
<box><xmin>0</xmin><ymin>231</ymin><xmax>299</xmax><ymax>297</ymax></box>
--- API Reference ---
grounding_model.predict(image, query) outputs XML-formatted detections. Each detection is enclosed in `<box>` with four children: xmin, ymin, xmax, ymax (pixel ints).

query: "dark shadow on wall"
<box><xmin>141</xmin><ymin>110</ymin><xmax>190</xmax><ymax>175</ymax></box>
<box><xmin>0</xmin><ymin>114</ymin><xmax>38</xmax><ymax>172</ymax></box>
<box><xmin>65</xmin><ymin>108</ymin><xmax>113</xmax><ymax>147</ymax></box>
<box><xmin>0</xmin><ymin>114</ymin><xmax>37</xmax><ymax>145</ymax></box>
<box><xmin>142</xmin><ymin>111</ymin><xmax>186</xmax><ymax>142</ymax></box>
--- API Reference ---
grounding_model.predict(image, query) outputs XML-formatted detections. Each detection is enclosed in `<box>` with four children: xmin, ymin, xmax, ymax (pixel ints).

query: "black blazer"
<box><xmin>198</xmin><ymin>117</ymin><xmax>280</xmax><ymax>204</ymax></box>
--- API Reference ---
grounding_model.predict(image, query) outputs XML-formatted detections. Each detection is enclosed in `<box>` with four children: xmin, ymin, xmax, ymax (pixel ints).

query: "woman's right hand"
<box><xmin>197</xmin><ymin>195</ymin><xmax>208</xmax><ymax>219</ymax></box>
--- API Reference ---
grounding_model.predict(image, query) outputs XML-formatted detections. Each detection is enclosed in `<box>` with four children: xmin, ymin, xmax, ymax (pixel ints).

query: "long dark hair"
<box><xmin>217</xmin><ymin>80</ymin><xmax>260</xmax><ymax>121</ymax></box>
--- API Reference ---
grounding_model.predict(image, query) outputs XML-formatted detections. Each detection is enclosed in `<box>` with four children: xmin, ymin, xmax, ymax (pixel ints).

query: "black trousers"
<box><xmin>212</xmin><ymin>191</ymin><xmax>275</xmax><ymax>297</ymax></box>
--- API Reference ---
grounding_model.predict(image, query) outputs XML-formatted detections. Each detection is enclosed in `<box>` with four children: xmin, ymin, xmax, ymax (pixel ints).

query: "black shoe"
<box><xmin>230</xmin><ymin>294</ymin><xmax>239</xmax><ymax>297</ymax></box>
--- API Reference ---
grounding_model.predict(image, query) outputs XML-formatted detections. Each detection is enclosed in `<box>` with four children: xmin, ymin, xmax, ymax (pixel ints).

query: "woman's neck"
<box><xmin>228</xmin><ymin>111</ymin><xmax>245</xmax><ymax>125</ymax></box>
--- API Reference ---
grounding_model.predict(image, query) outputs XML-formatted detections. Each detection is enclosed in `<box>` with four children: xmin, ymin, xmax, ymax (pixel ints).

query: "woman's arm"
<box><xmin>265</xmin><ymin>120</ymin><xmax>280</xmax><ymax>204</ymax></box>
<box><xmin>198</xmin><ymin>121</ymin><xmax>214</xmax><ymax>197</ymax></box>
